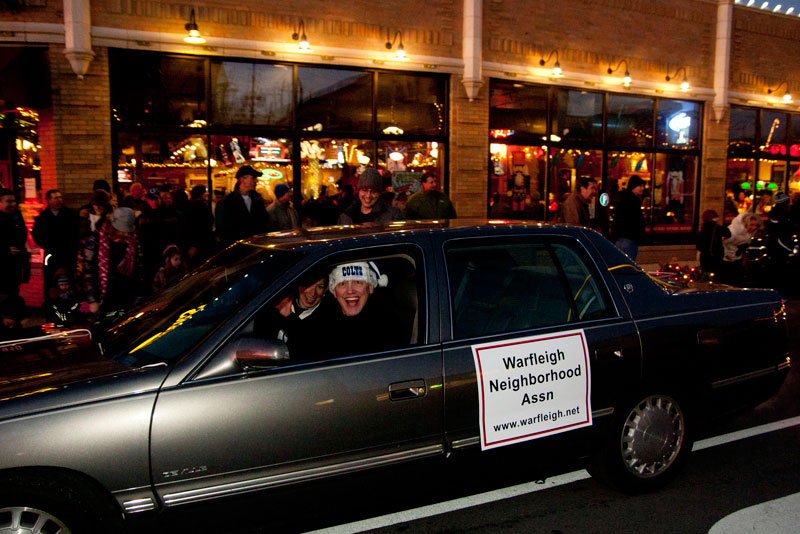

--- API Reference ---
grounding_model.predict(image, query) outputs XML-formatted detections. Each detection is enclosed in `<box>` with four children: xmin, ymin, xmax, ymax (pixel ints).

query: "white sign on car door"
<box><xmin>472</xmin><ymin>329</ymin><xmax>592</xmax><ymax>450</ymax></box>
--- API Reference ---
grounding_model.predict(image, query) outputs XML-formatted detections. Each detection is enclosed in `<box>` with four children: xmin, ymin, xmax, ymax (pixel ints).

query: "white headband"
<box><xmin>329</xmin><ymin>261</ymin><xmax>388</xmax><ymax>292</ymax></box>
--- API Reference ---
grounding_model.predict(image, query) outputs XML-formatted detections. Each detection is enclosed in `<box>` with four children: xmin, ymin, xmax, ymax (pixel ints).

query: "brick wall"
<box><xmin>46</xmin><ymin>45</ymin><xmax>112</xmax><ymax>208</ymax></box>
<box><xmin>483</xmin><ymin>0</ymin><xmax>716</xmax><ymax>87</ymax></box>
<box><xmin>449</xmin><ymin>76</ymin><xmax>489</xmax><ymax>217</ymax></box>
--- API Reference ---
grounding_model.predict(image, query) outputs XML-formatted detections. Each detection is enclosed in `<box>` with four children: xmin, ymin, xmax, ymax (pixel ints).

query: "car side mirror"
<box><xmin>233</xmin><ymin>336</ymin><xmax>291</xmax><ymax>370</ymax></box>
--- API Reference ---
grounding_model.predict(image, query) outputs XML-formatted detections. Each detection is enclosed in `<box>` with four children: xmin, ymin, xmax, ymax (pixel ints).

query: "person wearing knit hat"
<box><xmin>267</xmin><ymin>182</ymin><xmax>300</xmax><ymax>231</ymax></box>
<box><xmin>328</xmin><ymin>261</ymin><xmax>388</xmax><ymax>316</ymax></box>
<box><xmin>338</xmin><ymin>168</ymin><xmax>405</xmax><ymax>225</ymax></box>
<box><xmin>612</xmin><ymin>175</ymin><xmax>647</xmax><ymax>260</ymax></box>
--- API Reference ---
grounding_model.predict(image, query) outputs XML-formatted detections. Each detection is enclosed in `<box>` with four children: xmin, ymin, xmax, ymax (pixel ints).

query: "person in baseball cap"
<box><xmin>215</xmin><ymin>163</ymin><xmax>270</xmax><ymax>245</ymax></box>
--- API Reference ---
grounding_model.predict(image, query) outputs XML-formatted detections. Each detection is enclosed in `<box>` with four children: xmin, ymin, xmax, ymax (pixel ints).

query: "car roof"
<box><xmin>240</xmin><ymin>219</ymin><xmax>586</xmax><ymax>250</ymax></box>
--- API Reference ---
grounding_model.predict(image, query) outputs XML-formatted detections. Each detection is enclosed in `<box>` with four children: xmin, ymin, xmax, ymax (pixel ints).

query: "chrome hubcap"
<box><xmin>0</xmin><ymin>507</ymin><xmax>71</xmax><ymax>534</ymax></box>
<box><xmin>620</xmin><ymin>394</ymin><xmax>685</xmax><ymax>478</ymax></box>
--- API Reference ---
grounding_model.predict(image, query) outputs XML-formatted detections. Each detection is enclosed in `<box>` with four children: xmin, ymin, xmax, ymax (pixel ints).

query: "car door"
<box><xmin>434</xmin><ymin>231</ymin><xmax>641</xmax><ymax>452</ymax></box>
<box><xmin>148</xmin><ymin>241</ymin><xmax>444</xmax><ymax>507</ymax></box>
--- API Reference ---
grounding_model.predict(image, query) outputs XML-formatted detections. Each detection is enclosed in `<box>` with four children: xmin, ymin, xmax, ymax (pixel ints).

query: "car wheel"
<box><xmin>0</xmin><ymin>506</ymin><xmax>71</xmax><ymax>534</ymax></box>
<box><xmin>588</xmin><ymin>392</ymin><xmax>693</xmax><ymax>493</ymax></box>
<box><xmin>0</xmin><ymin>471</ymin><xmax>123</xmax><ymax>534</ymax></box>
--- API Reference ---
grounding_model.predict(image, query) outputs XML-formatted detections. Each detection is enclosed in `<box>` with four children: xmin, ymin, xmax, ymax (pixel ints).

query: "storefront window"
<box><xmin>116</xmin><ymin>132</ymin><xmax>210</xmax><ymax>195</ymax></box>
<box><xmin>724</xmin><ymin>158</ymin><xmax>755</xmax><ymax>222</ymax></box>
<box><xmin>378</xmin><ymin>140</ymin><xmax>443</xmax><ymax>204</ymax></box>
<box><xmin>759</xmin><ymin>111</ymin><xmax>788</xmax><ymax>157</ymax></box>
<box><xmin>789</xmin><ymin>162</ymin><xmax>800</xmax><ymax>198</ymax></box>
<box><xmin>550</xmin><ymin>89</ymin><xmax>603</xmax><ymax>143</ymax></box>
<box><xmin>791</xmin><ymin>115</ymin><xmax>800</xmax><ymax>157</ymax></box>
<box><xmin>111</xmin><ymin>51</ymin><xmax>206</xmax><ymax>126</ymax></box>
<box><xmin>210</xmin><ymin>135</ymin><xmax>292</xmax><ymax>201</ymax></box>
<box><xmin>489</xmin><ymin>82</ymin><xmax>548</xmax><ymax>140</ymax></box>
<box><xmin>756</xmin><ymin>159</ymin><xmax>785</xmax><ymax>214</ymax></box>
<box><xmin>607</xmin><ymin>151</ymin><xmax>653</xmax><ymax>231</ymax></box>
<box><xmin>296</xmin><ymin>67</ymin><xmax>372</xmax><ymax>132</ymax></box>
<box><xmin>656</xmin><ymin>100</ymin><xmax>700</xmax><ymax>150</ymax></box>
<box><xmin>377</xmin><ymin>73</ymin><xmax>445</xmax><ymax>136</ymax></box>
<box><xmin>488</xmin><ymin>144</ymin><xmax>547</xmax><ymax>220</ymax></box>
<box><xmin>728</xmin><ymin>107</ymin><xmax>757</xmax><ymax>158</ymax></box>
<box><xmin>606</xmin><ymin>95</ymin><xmax>654</xmax><ymax>148</ymax></box>
<box><xmin>652</xmin><ymin>154</ymin><xmax>696</xmax><ymax>232</ymax></box>
<box><xmin>300</xmin><ymin>138</ymin><xmax>372</xmax><ymax>201</ymax></box>
<box><xmin>211</xmin><ymin>62</ymin><xmax>292</xmax><ymax>127</ymax></box>
<box><xmin>549</xmin><ymin>148</ymin><xmax>603</xmax><ymax>222</ymax></box>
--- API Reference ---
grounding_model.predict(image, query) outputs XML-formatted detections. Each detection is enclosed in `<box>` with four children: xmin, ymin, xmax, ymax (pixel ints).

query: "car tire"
<box><xmin>0</xmin><ymin>470</ymin><xmax>124</xmax><ymax>534</ymax></box>
<box><xmin>588</xmin><ymin>391</ymin><xmax>694</xmax><ymax>493</ymax></box>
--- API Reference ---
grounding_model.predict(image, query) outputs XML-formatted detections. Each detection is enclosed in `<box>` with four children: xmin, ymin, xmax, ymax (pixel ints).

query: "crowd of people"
<box><xmin>0</xmin><ymin>165</ymin><xmax>455</xmax><ymax>334</ymax></box>
<box><xmin>697</xmin><ymin>191</ymin><xmax>800</xmax><ymax>287</ymax></box>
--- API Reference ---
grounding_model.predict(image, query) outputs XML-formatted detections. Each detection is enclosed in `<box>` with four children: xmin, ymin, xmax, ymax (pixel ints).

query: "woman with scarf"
<box><xmin>83</xmin><ymin>207</ymin><xmax>143</xmax><ymax>315</ymax></box>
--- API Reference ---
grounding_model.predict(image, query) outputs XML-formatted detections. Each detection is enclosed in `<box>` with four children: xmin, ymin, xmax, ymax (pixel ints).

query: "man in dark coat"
<box><xmin>338</xmin><ymin>168</ymin><xmax>404</xmax><ymax>225</ymax></box>
<box><xmin>215</xmin><ymin>165</ymin><xmax>270</xmax><ymax>247</ymax></box>
<box><xmin>32</xmin><ymin>189</ymin><xmax>80</xmax><ymax>294</ymax></box>
<box><xmin>180</xmin><ymin>185</ymin><xmax>215</xmax><ymax>268</ymax></box>
<box><xmin>0</xmin><ymin>189</ymin><xmax>31</xmax><ymax>323</ymax></box>
<box><xmin>613</xmin><ymin>174</ymin><xmax>647</xmax><ymax>260</ymax></box>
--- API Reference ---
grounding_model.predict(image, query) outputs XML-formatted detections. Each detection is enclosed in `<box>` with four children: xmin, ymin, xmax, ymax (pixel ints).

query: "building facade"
<box><xmin>2</xmin><ymin>0</ymin><xmax>800</xmax><ymax>262</ymax></box>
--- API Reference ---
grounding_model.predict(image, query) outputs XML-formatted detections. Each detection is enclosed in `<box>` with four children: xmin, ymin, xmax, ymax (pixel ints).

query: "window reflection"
<box><xmin>296</xmin><ymin>68</ymin><xmax>372</xmax><ymax>131</ymax></box>
<box><xmin>377</xmin><ymin>72</ymin><xmax>445</xmax><ymax>136</ymax></box>
<box><xmin>607</xmin><ymin>95</ymin><xmax>654</xmax><ymax>148</ymax></box>
<box><xmin>211</xmin><ymin>62</ymin><xmax>292</xmax><ymax>126</ymax></box>
<box><xmin>728</xmin><ymin>107</ymin><xmax>757</xmax><ymax>158</ymax></box>
<box><xmin>550</xmin><ymin>90</ymin><xmax>603</xmax><ymax>143</ymax></box>
<box><xmin>111</xmin><ymin>52</ymin><xmax>206</xmax><ymax>126</ymax></box>
<box><xmin>490</xmin><ymin>82</ymin><xmax>548</xmax><ymax>139</ymax></box>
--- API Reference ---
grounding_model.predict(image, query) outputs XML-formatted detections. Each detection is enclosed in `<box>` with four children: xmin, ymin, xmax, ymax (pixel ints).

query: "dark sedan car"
<box><xmin>0</xmin><ymin>221</ymin><xmax>790</xmax><ymax>532</ymax></box>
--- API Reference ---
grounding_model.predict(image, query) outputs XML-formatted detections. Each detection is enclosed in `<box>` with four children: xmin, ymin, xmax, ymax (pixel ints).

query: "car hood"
<box><xmin>0</xmin><ymin>328</ymin><xmax>132</xmax><ymax>401</ymax></box>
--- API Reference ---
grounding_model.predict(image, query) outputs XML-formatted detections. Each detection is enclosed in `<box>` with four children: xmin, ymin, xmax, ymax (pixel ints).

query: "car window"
<box><xmin>194</xmin><ymin>245</ymin><xmax>425</xmax><ymax>379</ymax></box>
<box><xmin>107</xmin><ymin>245</ymin><xmax>304</xmax><ymax>367</ymax></box>
<box><xmin>445</xmin><ymin>237</ymin><xmax>613</xmax><ymax>339</ymax></box>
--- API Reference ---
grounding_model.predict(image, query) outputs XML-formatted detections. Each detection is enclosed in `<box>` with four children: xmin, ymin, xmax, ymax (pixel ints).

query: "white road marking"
<box><xmin>306</xmin><ymin>415</ymin><xmax>800</xmax><ymax>534</ymax></box>
<box><xmin>707</xmin><ymin>492</ymin><xmax>800</xmax><ymax>534</ymax></box>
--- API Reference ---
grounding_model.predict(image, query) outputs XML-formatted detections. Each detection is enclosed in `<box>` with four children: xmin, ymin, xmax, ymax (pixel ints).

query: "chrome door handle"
<box><xmin>389</xmin><ymin>379</ymin><xmax>426</xmax><ymax>401</ymax></box>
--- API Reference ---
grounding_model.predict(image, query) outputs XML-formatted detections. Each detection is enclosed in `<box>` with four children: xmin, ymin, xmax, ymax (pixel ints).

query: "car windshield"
<box><xmin>102</xmin><ymin>244</ymin><xmax>304</xmax><ymax>367</ymax></box>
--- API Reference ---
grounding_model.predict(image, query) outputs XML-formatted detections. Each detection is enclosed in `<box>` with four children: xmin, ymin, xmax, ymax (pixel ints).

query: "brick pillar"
<box><xmin>700</xmin><ymin>101</ymin><xmax>730</xmax><ymax>219</ymax></box>
<box><xmin>449</xmin><ymin>75</ymin><xmax>489</xmax><ymax>217</ymax></box>
<box><xmin>46</xmin><ymin>45</ymin><xmax>111</xmax><ymax>208</ymax></box>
